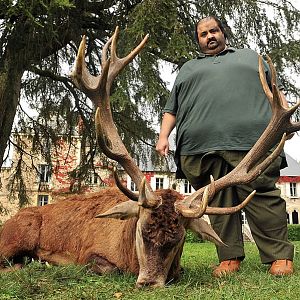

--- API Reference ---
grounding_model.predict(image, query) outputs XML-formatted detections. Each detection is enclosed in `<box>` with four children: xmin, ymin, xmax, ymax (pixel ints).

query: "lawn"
<box><xmin>0</xmin><ymin>241</ymin><xmax>299</xmax><ymax>300</ymax></box>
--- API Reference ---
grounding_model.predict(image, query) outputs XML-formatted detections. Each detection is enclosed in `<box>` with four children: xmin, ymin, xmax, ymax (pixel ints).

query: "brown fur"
<box><xmin>143</xmin><ymin>189</ymin><xmax>184</xmax><ymax>247</ymax></box>
<box><xmin>0</xmin><ymin>188</ymin><xmax>139</xmax><ymax>274</ymax></box>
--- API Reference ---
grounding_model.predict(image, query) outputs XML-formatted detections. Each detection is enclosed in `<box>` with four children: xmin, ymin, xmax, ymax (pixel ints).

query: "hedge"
<box><xmin>288</xmin><ymin>224</ymin><xmax>300</xmax><ymax>241</ymax></box>
<box><xmin>185</xmin><ymin>230</ymin><xmax>204</xmax><ymax>243</ymax></box>
<box><xmin>186</xmin><ymin>224</ymin><xmax>300</xmax><ymax>243</ymax></box>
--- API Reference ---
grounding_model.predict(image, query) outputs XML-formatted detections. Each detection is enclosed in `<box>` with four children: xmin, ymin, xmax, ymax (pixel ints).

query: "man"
<box><xmin>156</xmin><ymin>16</ymin><xmax>294</xmax><ymax>277</ymax></box>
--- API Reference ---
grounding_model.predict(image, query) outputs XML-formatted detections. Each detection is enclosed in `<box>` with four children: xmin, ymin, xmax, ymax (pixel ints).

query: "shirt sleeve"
<box><xmin>163</xmin><ymin>84</ymin><xmax>178</xmax><ymax>115</ymax></box>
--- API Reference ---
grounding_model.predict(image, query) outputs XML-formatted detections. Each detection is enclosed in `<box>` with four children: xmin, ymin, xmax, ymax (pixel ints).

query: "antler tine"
<box><xmin>175</xmin><ymin>176</ymin><xmax>215</xmax><ymax>217</ymax></box>
<box><xmin>70</xmin><ymin>35</ymin><xmax>86</xmax><ymax>88</ymax></box>
<box><xmin>112</xmin><ymin>167</ymin><xmax>139</xmax><ymax>201</ymax></box>
<box><xmin>204</xmin><ymin>190</ymin><xmax>256</xmax><ymax>215</ymax></box>
<box><xmin>259</xmin><ymin>55</ymin><xmax>300</xmax><ymax>134</ymax></box>
<box><xmin>179</xmin><ymin>190</ymin><xmax>256</xmax><ymax>218</ymax></box>
<box><xmin>70</xmin><ymin>35</ymin><xmax>104</xmax><ymax>102</ymax></box>
<box><xmin>245</xmin><ymin>133</ymin><xmax>286</xmax><ymax>175</ymax></box>
<box><xmin>267</xmin><ymin>55</ymin><xmax>280</xmax><ymax>102</ymax></box>
<box><xmin>175</xmin><ymin>185</ymin><xmax>210</xmax><ymax>218</ymax></box>
<box><xmin>138</xmin><ymin>177</ymin><xmax>162</xmax><ymax>208</ymax></box>
<box><xmin>259</xmin><ymin>55</ymin><xmax>283</xmax><ymax>112</ymax></box>
<box><xmin>107</xmin><ymin>26</ymin><xmax>149</xmax><ymax>88</ymax></box>
<box><xmin>266</xmin><ymin>55</ymin><xmax>288</xmax><ymax>109</ymax></box>
<box><xmin>113</xmin><ymin>166</ymin><xmax>162</xmax><ymax>209</ymax></box>
<box><xmin>176</xmin><ymin>55</ymin><xmax>300</xmax><ymax>218</ymax></box>
<box><xmin>258</xmin><ymin>55</ymin><xmax>273</xmax><ymax>102</ymax></box>
<box><xmin>110</xmin><ymin>26</ymin><xmax>120</xmax><ymax>63</ymax></box>
<box><xmin>102</xmin><ymin>36</ymin><xmax>113</xmax><ymax>66</ymax></box>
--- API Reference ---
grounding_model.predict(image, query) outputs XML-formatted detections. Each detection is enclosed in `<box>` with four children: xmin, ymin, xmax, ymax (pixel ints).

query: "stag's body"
<box><xmin>0</xmin><ymin>188</ymin><xmax>186</xmax><ymax>284</ymax></box>
<box><xmin>0</xmin><ymin>189</ymin><xmax>136</xmax><ymax>272</ymax></box>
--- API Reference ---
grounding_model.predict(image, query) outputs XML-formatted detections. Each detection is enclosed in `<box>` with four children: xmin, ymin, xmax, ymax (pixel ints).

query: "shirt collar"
<box><xmin>197</xmin><ymin>47</ymin><xmax>236</xmax><ymax>59</ymax></box>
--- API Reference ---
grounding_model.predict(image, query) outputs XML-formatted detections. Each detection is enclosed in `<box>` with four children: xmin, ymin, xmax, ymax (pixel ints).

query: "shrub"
<box><xmin>185</xmin><ymin>224</ymin><xmax>300</xmax><ymax>243</ymax></box>
<box><xmin>288</xmin><ymin>224</ymin><xmax>300</xmax><ymax>241</ymax></box>
<box><xmin>185</xmin><ymin>230</ymin><xmax>204</xmax><ymax>243</ymax></box>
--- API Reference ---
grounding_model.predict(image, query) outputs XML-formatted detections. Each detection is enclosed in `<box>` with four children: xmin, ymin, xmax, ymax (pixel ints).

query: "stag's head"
<box><xmin>71</xmin><ymin>28</ymin><xmax>300</xmax><ymax>287</ymax></box>
<box><xmin>96</xmin><ymin>186</ymin><xmax>187</xmax><ymax>287</ymax></box>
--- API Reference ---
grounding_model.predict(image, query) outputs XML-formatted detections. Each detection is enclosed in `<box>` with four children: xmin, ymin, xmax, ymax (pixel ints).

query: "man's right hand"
<box><xmin>156</xmin><ymin>112</ymin><xmax>176</xmax><ymax>156</ymax></box>
<box><xmin>156</xmin><ymin>137</ymin><xmax>169</xmax><ymax>156</ymax></box>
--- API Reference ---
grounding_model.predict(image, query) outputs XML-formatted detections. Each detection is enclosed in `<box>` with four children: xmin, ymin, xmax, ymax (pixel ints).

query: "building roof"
<box><xmin>141</xmin><ymin>140</ymin><xmax>300</xmax><ymax>176</ymax></box>
<box><xmin>137</xmin><ymin>134</ymin><xmax>177</xmax><ymax>173</ymax></box>
<box><xmin>280</xmin><ymin>153</ymin><xmax>300</xmax><ymax>176</ymax></box>
<box><xmin>138</xmin><ymin>154</ymin><xmax>177</xmax><ymax>173</ymax></box>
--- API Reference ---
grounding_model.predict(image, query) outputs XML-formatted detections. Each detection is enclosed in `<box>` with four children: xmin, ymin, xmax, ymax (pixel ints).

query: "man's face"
<box><xmin>197</xmin><ymin>18</ymin><xmax>226</xmax><ymax>55</ymax></box>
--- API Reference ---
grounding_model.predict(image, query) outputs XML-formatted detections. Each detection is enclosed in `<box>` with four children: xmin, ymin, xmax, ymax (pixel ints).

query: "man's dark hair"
<box><xmin>194</xmin><ymin>16</ymin><xmax>228</xmax><ymax>44</ymax></box>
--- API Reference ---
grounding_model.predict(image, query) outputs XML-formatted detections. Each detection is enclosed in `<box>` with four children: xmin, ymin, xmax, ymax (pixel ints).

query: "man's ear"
<box><xmin>95</xmin><ymin>200</ymin><xmax>139</xmax><ymax>220</ymax></box>
<box><xmin>186</xmin><ymin>218</ymin><xmax>227</xmax><ymax>247</ymax></box>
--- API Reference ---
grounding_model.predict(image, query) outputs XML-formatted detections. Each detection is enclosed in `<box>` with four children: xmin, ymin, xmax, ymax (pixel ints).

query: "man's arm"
<box><xmin>156</xmin><ymin>112</ymin><xmax>176</xmax><ymax>156</ymax></box>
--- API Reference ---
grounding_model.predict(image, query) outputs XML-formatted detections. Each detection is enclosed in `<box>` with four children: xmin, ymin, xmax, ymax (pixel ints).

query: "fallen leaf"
<box><xmin>114</xmin><ymin>292</ymin><xmax>123</xmax><ymax>299</ymax></box>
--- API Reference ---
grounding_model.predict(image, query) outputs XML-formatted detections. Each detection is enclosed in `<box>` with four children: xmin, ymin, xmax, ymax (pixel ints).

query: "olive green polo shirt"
<box><xmin>164</xmin><ymin>48</ymin><xmax>283</xmax><ymax>157</ymax></box>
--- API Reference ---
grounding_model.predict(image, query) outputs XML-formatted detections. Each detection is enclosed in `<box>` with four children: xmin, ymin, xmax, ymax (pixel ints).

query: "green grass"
<box><xmin>0</xmin><ymin>242</ymin><xmax>299</xmax><ymax>300</ymax></box>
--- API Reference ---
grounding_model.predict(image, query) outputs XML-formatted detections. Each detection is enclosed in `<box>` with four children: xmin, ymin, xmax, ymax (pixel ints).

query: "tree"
<box><xmin>0</xmin><ymin>0</ymin><xmax>299</xmax><ymax>206</ymax></box>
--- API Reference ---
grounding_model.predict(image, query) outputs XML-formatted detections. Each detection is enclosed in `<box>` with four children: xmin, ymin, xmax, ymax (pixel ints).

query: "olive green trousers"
<box><xmin>180</xmin><ymin>151</ymin><xmax>294</xmax><ymax>264</ymax></box>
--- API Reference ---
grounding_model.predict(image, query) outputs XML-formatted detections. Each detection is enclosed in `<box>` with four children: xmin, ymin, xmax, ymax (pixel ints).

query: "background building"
<box><xmin>277</xmin><ymin>153</ymin><xmax>300</xmax><ymax>224</ymax></box>
<box><xmin>1</xmin><ymin>134</ymin><xmax>300</xmax><ymax>226</ymax></box>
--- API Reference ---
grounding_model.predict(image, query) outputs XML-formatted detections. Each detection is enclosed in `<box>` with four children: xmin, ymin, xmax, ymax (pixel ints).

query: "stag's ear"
<box><xmin>95</xmin><ymin>200</ymin><xmax>139</xmax><ymax>220</ymax></box>
<box><xmin>186</xmin><ymin>218</ymin><xmax>227</xmax><ymax>247</ymax></box>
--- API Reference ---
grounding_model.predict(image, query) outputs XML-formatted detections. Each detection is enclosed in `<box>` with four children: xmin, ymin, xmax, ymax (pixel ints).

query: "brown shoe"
<box><xmin>269</xmin><ymin>259</ymin><xmax>294</xmax><ymax>276</ymax></box>
<box><xmin>213</xmin><ymin>260</ymin><xmax>241</xmax><ymax>277</ymax></box>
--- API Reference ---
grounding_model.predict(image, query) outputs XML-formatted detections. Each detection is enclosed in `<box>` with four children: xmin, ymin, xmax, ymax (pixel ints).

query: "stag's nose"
<box><xmin>135</xmin><ymin>280</ymin><xmax>164</xmax><ymax>288</ymax></box>
<box><xmin>135</xmin><ymin>276</ymin><xmax>165</xmax><ymax>288</ymax></box>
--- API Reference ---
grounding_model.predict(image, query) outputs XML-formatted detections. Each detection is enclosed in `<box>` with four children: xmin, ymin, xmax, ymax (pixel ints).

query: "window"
<box><xmin>155</xmin><ymin>177</ymin><xmax>164</xmax><ymax>190</ymax></box>
<box><xmin>87</xmin><ymin>172</ymin><xmax>99</xmax><ymax>185</ymax></box>
<box><xmin>292</xmin><ymin>210</ymin><xmax>299</xmax><ymax>224</ymax></box>
<box><xmin>38</xmin><ymin>195</ymin><xmax>49</xmax><ymax>206</ymax></box>
<box><xmin>290</xmin><ymin>182</ymin><xmax>297</xmax><ymax>197</ymax></box>
<box><xmin>184</xmin><ymin>180</ymin><xmax>192</xmax><ymax>194</ymax></box>
<box><xmin>38</xmin><ymin>164</ymin><xmax>51</xmax><ymax>183</ymax></box>
<box><xmin>241</xmin><ymin>210</ymin><xmax>248</xmax><ymax>225</ymax></box>
<box><xmin>130</xmin><ymin>181</ymin><xmax>139</xmax><ymax>192</ymax></box>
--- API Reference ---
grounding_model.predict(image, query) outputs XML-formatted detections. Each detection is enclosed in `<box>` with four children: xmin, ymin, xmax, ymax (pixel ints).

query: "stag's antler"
<box><xmin>175</xmin><ymin>55</ymin><xmax>300</xmax><ymax>218</ymax></box>
<box><xmin>71</xmin><ymin>27</ymin><xmax>162</xmax><ymax>208</ymax></box>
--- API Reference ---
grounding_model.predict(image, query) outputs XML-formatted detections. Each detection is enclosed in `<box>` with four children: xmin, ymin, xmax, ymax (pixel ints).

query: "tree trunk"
<box><xmin>0</xmin><ymin>53</ymin><xmax>24</xmax><ymax>168</ymax></box>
